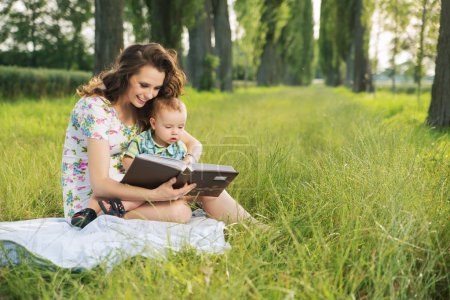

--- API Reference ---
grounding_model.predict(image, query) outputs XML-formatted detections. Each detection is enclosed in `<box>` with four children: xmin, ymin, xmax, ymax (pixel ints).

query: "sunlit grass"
<box><xmin>0</xmin><ymin>86</ymin><xmax>448</xmax><ymax>299</ymax></box>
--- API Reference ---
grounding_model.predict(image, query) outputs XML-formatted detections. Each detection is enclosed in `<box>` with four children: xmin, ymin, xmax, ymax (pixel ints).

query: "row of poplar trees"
<box><xmin>95</xmin><ymin>0</ymin><xmax>315</xmax><ymax>91</ymax></box>
<box><xmin>319</xmin><ymin>0</ymin><xmax>449</xmax><ymax>127</ymax></box>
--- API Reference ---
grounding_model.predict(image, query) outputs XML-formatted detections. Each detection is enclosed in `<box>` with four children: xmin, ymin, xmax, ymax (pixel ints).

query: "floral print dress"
<box><xmin>61</xmin><ymin>96</ymin><xmax>138</xmax><ymax>219</ymax></box>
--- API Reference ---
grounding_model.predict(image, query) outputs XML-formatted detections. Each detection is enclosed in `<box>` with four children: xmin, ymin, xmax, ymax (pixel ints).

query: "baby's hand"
<box><xmin>183</xmin><ymin>154</ymin><xmax>195</xmax><ymax>165</ymax></box>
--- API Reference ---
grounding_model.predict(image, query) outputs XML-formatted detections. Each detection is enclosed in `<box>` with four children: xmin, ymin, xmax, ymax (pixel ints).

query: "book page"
<box><xmin>138</xmin><ymin>154</ymin><xmax>187</xmax><ymax>171</ymax></box>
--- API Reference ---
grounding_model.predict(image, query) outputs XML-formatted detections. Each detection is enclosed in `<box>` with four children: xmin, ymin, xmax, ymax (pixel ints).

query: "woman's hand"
<box><xmin>150</xmin><ymin>178</ymin><xmax>196</xmax><ymax>202</ymax></box>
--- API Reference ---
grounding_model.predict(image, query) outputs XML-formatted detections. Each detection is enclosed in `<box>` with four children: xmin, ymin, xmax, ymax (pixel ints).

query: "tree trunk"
<box><xmin>427</xmin><ymin>0</ymin><xmax>450</xmax><ymax>128</ymax></box>
<box><xmin>187</xmin><ymin>0</ymin><xmax>214</xmax><ymax>90</ymax></box>
<box><xmin>345</xmin><ymin>44</ymin><xmax>354</xmax><ymax>88</ymax></box>
<box><xmin>257</xmin><ymin>0</ymin><xmax>283</xmax><ymax>86</ymax></box>
<box><xmin>416</xmin><ymin>0</ymin><xmax>429</xmax><ymax>108</ymax></box>
<box><xmin>352</xmin><ymin>0</ymin><xmax>370</xmax><ymax>93</ymax></box>
<box><xmin>149</xmin><ymin>0</ymin><xmax>184</xmax><ymax>53</ymax></box>
<box><xmin>211</xmin><ymin>0</ymin><xmax>233</xmax><ymax>91</ymax></box>
<box><xmin>391</xmin><ymin>3</ymin><xmax>399</xmax><ymax>94</ymax></box>
<box><xmin>94</xmin><ymin>0</ymin><xmax>124</xmax><ymax>74</ymax></box>
<box><xmin>319</xmin><ymin>0</ymin><xmax>342</xmax><ymax>86</ymax></box>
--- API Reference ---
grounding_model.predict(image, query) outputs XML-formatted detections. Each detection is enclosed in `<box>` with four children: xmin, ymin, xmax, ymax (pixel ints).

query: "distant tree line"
<box><xmin>0</xmin><ymin>0</ymin><xmax>316</xmax><ymax>91</ymax></box>
<box><xmin>0</xmin><ymin>0</ymin><xmax>448</xmax><ymax>126</ymax></box>
<box><xmin>319</xmin><ymin>0</ymin><xmax>440</xmax><ymax>95</ymax></box>
<box><xmin>0</xmin><ymin>0</ymin><xmax>93</xmax><ymax>70</ymax></box>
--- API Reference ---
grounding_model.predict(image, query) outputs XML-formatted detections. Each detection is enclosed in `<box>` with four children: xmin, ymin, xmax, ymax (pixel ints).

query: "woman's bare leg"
<box><xmin>124</xmin><ymin>199</ymin><xmax>192</xmax><ymax>223</ymax></box>
<box><xmin>197</xmin><ymin>190</ymin><xmax>255</xmax><ymax>224</ymax></box>
<box><xmin>88</xmin><ymin>196</ymin><xmax>145</xmax><ymax>214</ymax></box>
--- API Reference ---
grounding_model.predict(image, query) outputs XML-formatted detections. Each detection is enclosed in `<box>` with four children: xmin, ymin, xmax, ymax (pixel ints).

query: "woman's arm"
<box><xmin>181</xmin><ymin>130</ymin><xmax>202</xmax><ymax>164</ymax></box>
<box><xmin>87</xmin><ymin>138</ymin><xmax>196</xmax><ymax>202</ymax></box>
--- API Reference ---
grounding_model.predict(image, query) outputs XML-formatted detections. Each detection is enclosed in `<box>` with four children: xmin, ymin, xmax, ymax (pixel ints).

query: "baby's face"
<box><xmin>150</xmin><ymin>109</ymin><xmax>187</xmax><ymax>147</ymax></box>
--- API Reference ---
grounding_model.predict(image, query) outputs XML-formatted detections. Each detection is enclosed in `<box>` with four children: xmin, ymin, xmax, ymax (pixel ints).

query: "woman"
<box><xmin>62</xmin><ymin>43</ymin><xmax>253</xmax><ymax>225</ymax></box>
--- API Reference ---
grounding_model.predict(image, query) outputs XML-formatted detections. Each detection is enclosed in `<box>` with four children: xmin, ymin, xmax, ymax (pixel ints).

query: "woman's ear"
<box><xmin>150</xmin><ymin>117</ymin><xmax>156</xmax><ymax>130</ymax></box>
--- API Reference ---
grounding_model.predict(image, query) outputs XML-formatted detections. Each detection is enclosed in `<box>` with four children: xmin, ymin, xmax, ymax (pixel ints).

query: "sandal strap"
<box><xmin>71</xmin><ymin>208</ymin><xmax>97</xmax><ymax>228</ymax></box>
<box><xmin>97</xmin><ymin>198</ymin><xmax>126</xmax><ymax>218</ymax></box>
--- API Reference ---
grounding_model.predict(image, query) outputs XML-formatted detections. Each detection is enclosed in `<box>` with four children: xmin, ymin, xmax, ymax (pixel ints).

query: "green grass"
<box><xmin>0</xmin><ymin>86</ymin><xmax>448</xmax><ymax>299</ymax></box>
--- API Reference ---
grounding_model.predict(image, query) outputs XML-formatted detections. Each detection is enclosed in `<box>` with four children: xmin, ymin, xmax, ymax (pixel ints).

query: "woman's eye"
<box><xmin>140</xmin><ymin>83</ymin><xmax>148</xmax><ymax>88</ymax></box>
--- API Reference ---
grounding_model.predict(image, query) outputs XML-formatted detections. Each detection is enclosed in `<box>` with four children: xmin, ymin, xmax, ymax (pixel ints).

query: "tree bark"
<box><xmin>416</xmin><ymin>0</ymin><xmax>429</xmax><ymax>108</ymax></box>
<box><xmin>187</xmin><ymin>0</ymin><xmax>213</xmax><ymax>90</ymax></box>
<box><xmin>319</xmin><ymin>0</ymin><xmax>342</xmax><ymax>86</ymax></box>
<box><xmin>94</xmin><ymin>0</ymin><xmax>124</xmax><ymax>74</ymax></box>
<box><xmin>257</xmin><ymin>0</ymin><xmax>283</xmax><ymax>86</ymax></box>
<box><xmin>148</xmin><ymin>0</ymin><xmax>184</xmax><ymax>53</ymax></box>
<box><xmin>352</xmin><ymin>0</ymin><xmax>370</xmax><ymax>92</ymax></box>
<box><xmin>211</xmin><ymin>0</ymin><xmax>233</xmax><ymax>91</ymax></box>
<box><xmin>427</xmin><ymin>0</ymin><xmax>450</xmax><ymax>128</ymax></box>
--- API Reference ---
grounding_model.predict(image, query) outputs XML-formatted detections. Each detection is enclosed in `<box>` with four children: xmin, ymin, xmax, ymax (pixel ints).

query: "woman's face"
<box><xmin>125</xmin><ymin>65</ymin><xmax>165</xmax><ymax>108</ymax></box>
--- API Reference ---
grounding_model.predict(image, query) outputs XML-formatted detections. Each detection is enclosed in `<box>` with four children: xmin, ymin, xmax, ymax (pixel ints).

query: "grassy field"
<box><xmin>0</xmin><ymin>86</ymin><xmax>448</xmax><ymax>299</ymax></box>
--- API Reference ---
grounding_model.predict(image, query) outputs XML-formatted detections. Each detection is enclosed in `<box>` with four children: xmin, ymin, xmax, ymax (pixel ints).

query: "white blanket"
<box><xmin>0</xmin><ymin>212</ymin><xmax>230</xmax><ymax>271</ymax></box>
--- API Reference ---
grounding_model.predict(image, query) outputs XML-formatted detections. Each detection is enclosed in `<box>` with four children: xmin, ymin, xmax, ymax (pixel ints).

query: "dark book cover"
<box><xmin>121</xmin><ymin>154</ymin><xmax>239</xmax><ymax>197</ymax></box>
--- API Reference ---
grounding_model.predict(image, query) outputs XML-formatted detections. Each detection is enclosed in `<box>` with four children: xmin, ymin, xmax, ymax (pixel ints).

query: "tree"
<box><xmin>0</xmin><ymin>0</ymin><xmax>93</xmax><ymax>70</ymax></box>
<box><xmin>427</xmin><ymin>1</ymin><xmax>450</xmax><ymax>128</ymax></box>
<box><xmin>146</xmin><ymin>0</ymin><xmax>184</xmax><ymax>52</ymax></box>
<box><xmin>142</xmin><ymin>0</ymin><xmax>201</xmax><ymax>56</ymax></box>
<box><xmin>234</xmin><ymin>0</ymin><xmax>264</xmax><ymax>84</ymax></box>
<box><xmin>278</xmin><ymin>0</ymin><xmax>314</xmax><ymax>85</ymax></box>
<box><xmin>211</xmin><ymin>0</ymin><xmax>233</xmax><ymax>91</ymax></box>
<box><xmin>319</xmin><ymin>0</ymin><xmax>342</xmax><ymax>86</ymax></box>
<box><xmin>256</xmin><ymin>0</ymin><xmax>284</xmax><ymax>86</ymax></box>
<box><xmin>94</xmin><ymin>0</ymin><xmax>124</xmax><ymax>74</ymax></box>
<box><xmin>352</xmin><ymin>0</ymin><xmax>372</xmax><ymax>92</ymax></box>
<box><xmin>336</xmin><ymin>0</ymin><xmax>356</xmax><ymax>88</ymax></box>
<box><xmin>56</xmin><ymin>0</ymin><xmax>93</xmax><ymax>70</ymax></box>
<box><xmin>415</xmin><ymin>0</ymin><xmax>439</xmax><ymax>107</ymax></box>
<box><xmin>186</xmin><ymin>0</ymin><xmax>216</xmax><ymax>90</ymax></box>
<box><xmin>124</xmin><ymin>0</ymin><xmax>150</xmax><ymax>43</ymax></box>
<box><xmin>379</xmin><ymin>0</ymin><xmax>412</xmax><ymax>93</ymax></box>
<box><xmin>0</xmin><ymin>0</ymin><xmax>49</xmax><ymax>67</ymax></box>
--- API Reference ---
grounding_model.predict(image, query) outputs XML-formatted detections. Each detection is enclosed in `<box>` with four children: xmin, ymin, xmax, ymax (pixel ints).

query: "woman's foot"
<box><xmin>97</xmin><ymin>198</ymin><xmax>126</xmax><ymax>217</ymax></box>
<box><xmin>71</xmin><ymin>208</ymin><xmax>97</xmax><ymax>228</ymax></box>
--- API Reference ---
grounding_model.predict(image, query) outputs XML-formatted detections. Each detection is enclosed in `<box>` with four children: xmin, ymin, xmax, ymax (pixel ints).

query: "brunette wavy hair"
<box><xmin>77</xmin><ymin>43</ymin><xmax>186</xmax><ymax>130</ymax></box>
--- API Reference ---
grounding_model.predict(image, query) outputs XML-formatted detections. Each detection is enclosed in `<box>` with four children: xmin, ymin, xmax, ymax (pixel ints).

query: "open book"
<box><xmin>121</xmin><ymin>154</ymin><xmax>239</xmax><ymax>197</ymax></box>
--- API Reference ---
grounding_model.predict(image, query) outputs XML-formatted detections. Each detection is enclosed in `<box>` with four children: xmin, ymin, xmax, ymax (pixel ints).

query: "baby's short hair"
<box><xmin>150</xmin><ymin>97</ymin><xmax>186</xmax><ymax>118</ymax></box>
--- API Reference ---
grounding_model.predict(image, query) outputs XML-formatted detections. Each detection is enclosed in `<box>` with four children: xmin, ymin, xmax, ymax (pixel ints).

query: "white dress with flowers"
<box><xmin>61</xmin><ymin>96</ymin><xmax>138</xmax><ymax>219</ymax></box>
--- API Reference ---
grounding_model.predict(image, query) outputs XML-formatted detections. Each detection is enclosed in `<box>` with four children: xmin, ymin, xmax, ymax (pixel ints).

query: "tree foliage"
<box><xmin>256</xmin><ymin>0</ymin><xmax>285</xmax><ymax>86</ymax></box>
<box><xmin>0</xmin><ymin>0</ymin><xmax>93</xmax><ymax>70</ymax></box>
<box><xmin>124</xmin><ymin>0</ymin><xmax>150</xmax><ymax>43</ymax></box>
<box><xmin>378</xmin><ymin>0</ymin><xmax>413</xmax><ymax>93</ymax></box>
<box><xmin>319</xmin><ymin>0</ymin><xmax>342</xmax><ymax>86</ymax></box>
<box><xmin>234</xmin><ymin>0</ymin><xmax>264</xmax><ymax>81</ymax></box>
<box><xmin>319</xmin><ymin>0</ymin><xmax>372</xmax><ymax>91</ymax></box>
<box><xmin>279</xmin><ymin>0</ymin><xmax>314</xmax><ymax>86</ymax></box>
<box><xmin>142</xmin><ymin>0</ymin><xmax>202</xmax><ymax>54</ymax></box>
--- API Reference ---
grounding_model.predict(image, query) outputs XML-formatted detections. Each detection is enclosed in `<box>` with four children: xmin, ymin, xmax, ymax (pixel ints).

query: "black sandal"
<box><xmin>97</xmin><ymin>198</ymin><xmax>126</xmax><ymax>217</ymax></box>
<box><xmin>71</xmin><ymin>208</ymin><xmax>97</xmax><ymax>228</ymax></box>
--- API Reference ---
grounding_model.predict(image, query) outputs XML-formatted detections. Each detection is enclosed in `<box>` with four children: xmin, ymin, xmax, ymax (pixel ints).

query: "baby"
<box><xmin>71</xmin><ymin>97</ymin><xmax>193</xmax><ymax>228</ymax></box>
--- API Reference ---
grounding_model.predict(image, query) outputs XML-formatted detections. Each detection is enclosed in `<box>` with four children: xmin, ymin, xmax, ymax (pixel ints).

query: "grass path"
<box><xmin>0</xmin><ymin>86</ymin><xmax>448</xmax><ymax>299</ymax></box>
